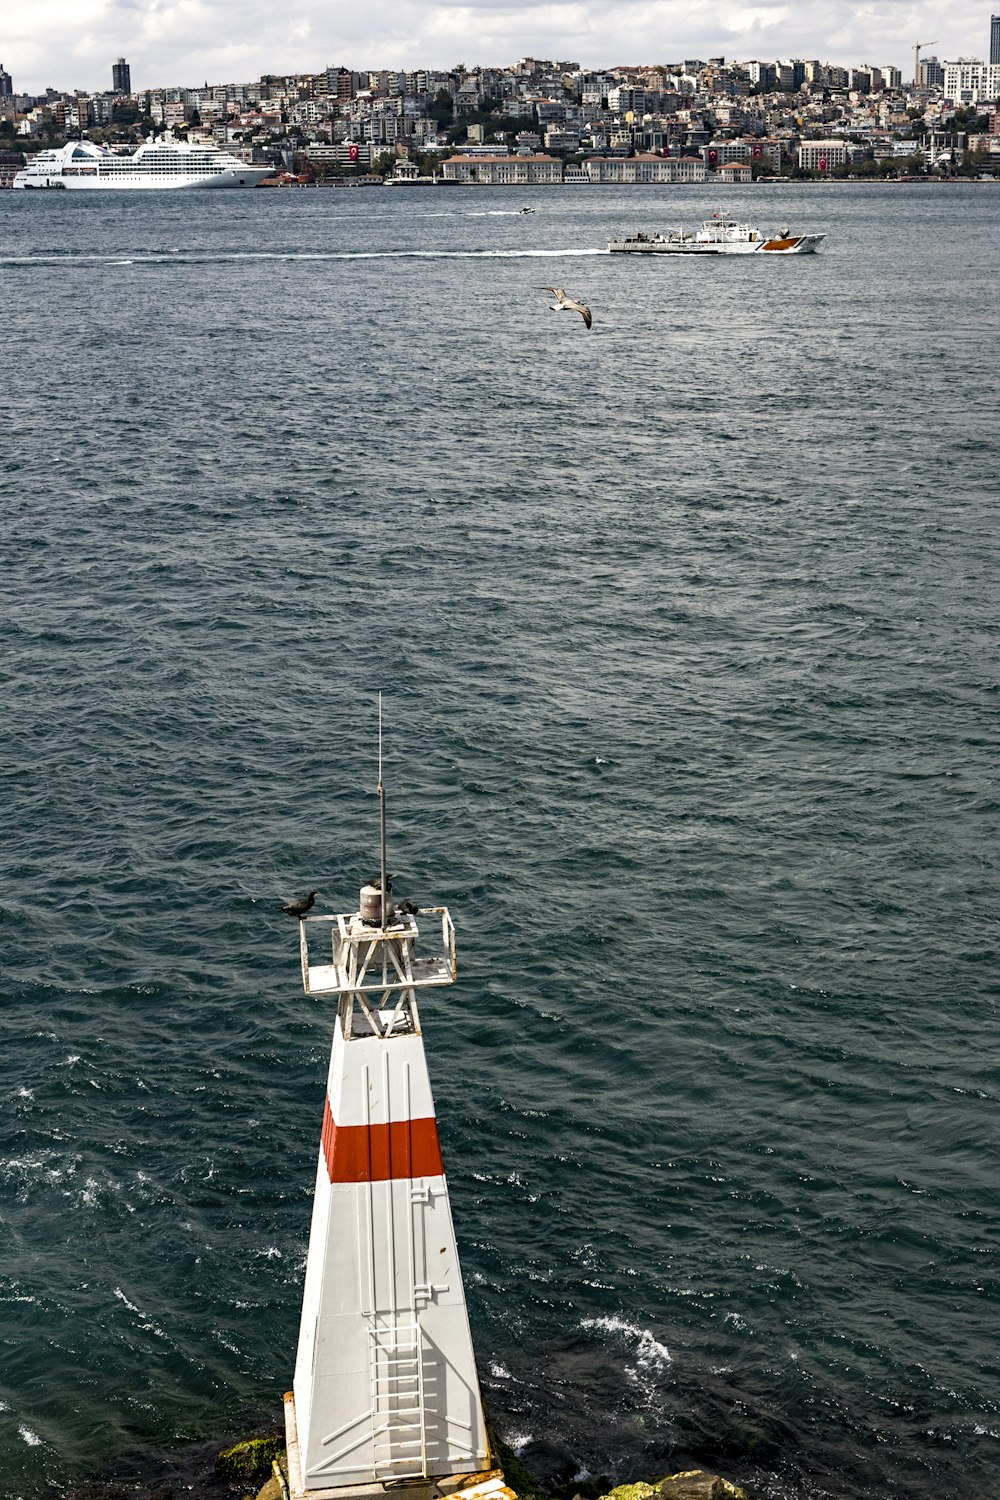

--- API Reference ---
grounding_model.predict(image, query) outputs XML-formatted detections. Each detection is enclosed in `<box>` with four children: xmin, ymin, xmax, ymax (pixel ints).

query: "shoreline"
<box><xmin>37</xmin><ymin>1425</ymin><xmax>749</xmax><ymax>1500</ymax></box>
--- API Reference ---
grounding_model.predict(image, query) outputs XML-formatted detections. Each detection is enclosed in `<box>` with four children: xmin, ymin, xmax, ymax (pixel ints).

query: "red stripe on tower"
<box><xmin>320</xmin><ymin>1096</ymin><xmax>444</xmax><ymax>1182</ymax></box>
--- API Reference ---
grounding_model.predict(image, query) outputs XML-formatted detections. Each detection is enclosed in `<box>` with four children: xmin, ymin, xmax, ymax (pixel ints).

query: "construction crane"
<box><xmin>913</xmin><ymin>40</ymin><xmax>938</xmax><ymax>87</ymax></box>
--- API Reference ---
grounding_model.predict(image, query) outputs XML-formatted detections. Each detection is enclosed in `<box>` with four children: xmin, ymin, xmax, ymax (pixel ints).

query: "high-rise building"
<box><xmin>991</xmin><ymin>15</ymin><xmax>1000</xmax><ymax>65</ymax></box>
<box><xmin>0</xmin><ymin>63</ymin><xmax>12</xmax><ymax>98</ymax></box>
<box><xmin>918</xmin><ymin>55</ymin><xmax>944</xmax><ymax>88</ymax></box>
<box><xmin>112</xmin><ymin>57</ymin><xmax>131</xmax><ymax>94</ymax></box>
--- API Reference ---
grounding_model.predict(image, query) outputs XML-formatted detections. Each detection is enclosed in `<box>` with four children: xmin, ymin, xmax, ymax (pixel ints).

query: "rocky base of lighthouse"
<box><xmin>44</xmin><ymin>1426</ymin><xmax>749</xmax><ymax>1500</ymax></box>
<box><xmin>258</xmin><ymin>1461</ymin><xmax>746</xmax><ymax>1500</ymax></box>
<box><xmin>282</xmin><ymin>1391</ymin><xmax>517</xmax><ymax>1500</ymax></box>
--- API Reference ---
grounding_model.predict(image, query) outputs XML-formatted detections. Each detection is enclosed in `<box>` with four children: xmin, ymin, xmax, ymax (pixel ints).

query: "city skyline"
<box><xmin>3</xmin><ymin>2</ymin><xmax>993</xmax><ymax>96</ymax></box>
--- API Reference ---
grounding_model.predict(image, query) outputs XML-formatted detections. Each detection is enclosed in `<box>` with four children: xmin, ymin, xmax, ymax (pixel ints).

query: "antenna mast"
<box><xmin>288</xmin><ymin>719</ymin><xmax>499</xmax><ymax>1499</ymax></box>
<box><xmin>378</xmin><ymin>692</ymin><xmax>388</xmax><ymax>929</ymax></box>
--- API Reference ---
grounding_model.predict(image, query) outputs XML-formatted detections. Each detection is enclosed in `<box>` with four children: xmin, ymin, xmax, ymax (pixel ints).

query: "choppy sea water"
<box><xmin>1</xmin><ymin>182</ymin><xmax>998</xmax><ymax>1500</ymax></box>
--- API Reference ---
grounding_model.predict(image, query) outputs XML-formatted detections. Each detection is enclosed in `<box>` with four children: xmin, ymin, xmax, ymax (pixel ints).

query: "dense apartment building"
<box><xmin>943</xmin><ymin>61</ymin><xmax>1000</xmax><ymax>103</ymax></box>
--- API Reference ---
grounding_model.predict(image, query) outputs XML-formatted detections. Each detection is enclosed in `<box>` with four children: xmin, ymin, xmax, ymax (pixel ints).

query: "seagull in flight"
<box><xmin>541</xmin><ymin>286</ymin><xmax>592</xmax><ymax>329</ymax></box>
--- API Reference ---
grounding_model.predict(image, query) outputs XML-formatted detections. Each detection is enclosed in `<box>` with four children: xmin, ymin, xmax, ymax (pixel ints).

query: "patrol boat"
<box><xmin>609</xmin><ymin>215</ymin><xmax>824</xmax><ymax>254</ymax></box>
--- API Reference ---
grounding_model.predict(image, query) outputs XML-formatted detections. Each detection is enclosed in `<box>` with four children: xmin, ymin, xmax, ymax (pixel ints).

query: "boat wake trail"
<box><xmin>0</xmin><ymin>247</ymin><xmax>608</xmax><ymax>268</ymax></box>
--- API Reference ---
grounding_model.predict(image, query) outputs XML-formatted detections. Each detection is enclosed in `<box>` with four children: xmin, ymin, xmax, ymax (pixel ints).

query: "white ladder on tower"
<box><xmin>369</xmin><ymin>1322</ymin><xmax>427</xmax><ymax>1478</ymax></box>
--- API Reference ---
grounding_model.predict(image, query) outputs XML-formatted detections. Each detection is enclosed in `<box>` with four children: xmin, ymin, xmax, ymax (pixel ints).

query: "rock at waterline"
<box><xmin>215</xmin><ymin>1434</ymin><xmax>285</xmax><ymax>1487</ymax></box>
<box><xmin>597</xmin><ymin>1475</ymin><xmax>746</xmax><ymax>1500</ymax></box>
<box><xmin>658</xmin><ymin>1475</ymin><xmax>746</xmax><ymax>1500</ymax></box>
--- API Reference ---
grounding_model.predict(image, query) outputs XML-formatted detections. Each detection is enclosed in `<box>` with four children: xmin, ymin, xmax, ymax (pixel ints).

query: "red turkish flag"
<box><xmin>752</xmin><ymin>144</ymin><xmax>762</xmax><ymax>159</ymax></box>
<box><xmin>707</xmin><ymin>148</ymin><xmax>718</xmax><ymax>163</ymax></box>
<box><xmin>349</xmin><ymin>143</ymin><xmax>359</xmax><ymax>162</ymax></box>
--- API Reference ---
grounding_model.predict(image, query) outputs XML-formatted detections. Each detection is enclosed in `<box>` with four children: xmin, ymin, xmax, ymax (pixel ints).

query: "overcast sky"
<box><xmin>4</xmin><ymin>2</ymin><xmax>991</xmax><ymax>96</ymax></box>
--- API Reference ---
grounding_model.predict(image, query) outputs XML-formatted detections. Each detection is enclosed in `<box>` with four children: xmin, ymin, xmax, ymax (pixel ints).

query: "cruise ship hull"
<box><xmin>16</xmin><ymin>168</ymin><xmax>274</xmax><ymax>190</ymax></box>
<box><xmin>13</xmin><ymin>137</ymin><xmax>275</xmax><ymax>190</ymax></box>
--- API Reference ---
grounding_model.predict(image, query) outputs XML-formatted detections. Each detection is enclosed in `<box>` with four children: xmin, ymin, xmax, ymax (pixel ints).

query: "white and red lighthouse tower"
<box><xmin>284</xmin><ymin>754</ymin><xmax>502</xmax><ymax>1500</ymax></box>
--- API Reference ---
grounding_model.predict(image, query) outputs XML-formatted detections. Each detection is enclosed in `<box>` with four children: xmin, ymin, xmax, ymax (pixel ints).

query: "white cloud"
<box><xmin>3</xmin><ymin>0</ymin><xmax>988</xmax><ymax>94</ymax></box>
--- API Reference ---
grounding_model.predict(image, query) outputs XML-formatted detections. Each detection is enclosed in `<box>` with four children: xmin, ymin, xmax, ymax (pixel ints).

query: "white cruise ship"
<box><xmin>13</xmin><ymin>134</ymin><xmax>276</xmax><ymax>190</ymax></box>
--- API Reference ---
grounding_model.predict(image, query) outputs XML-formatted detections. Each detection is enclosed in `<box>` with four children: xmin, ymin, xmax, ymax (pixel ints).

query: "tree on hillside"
<box><xmin>433</xmin><ymin>89</ymin><xmax>453</xmax><ymax>125</ymax></box>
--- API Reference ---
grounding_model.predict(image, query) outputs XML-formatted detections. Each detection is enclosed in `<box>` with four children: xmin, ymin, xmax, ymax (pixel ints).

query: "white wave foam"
<box><xmin>580</xmin><ymin>1314</ymin><xmax>672</xmax><ymax>1370</ymax></box>
<box><xmin>19</xmin><ymin>1426</ymin><xmax>41</xmax><ymax>1446</ymax></box>
<box><xmin>489</xmin><ymin>1360</ymin><xmax>511</xmax><ymax>1379</ymax></box>
<box><xmin>114</xmin><ymin>1286</ymin><xmax>167</xmax><ymax>1338</ymax></box>
<box><xmin>503</xmin><ymin>1431</ymin><xmax>532</xmax><ymax>1455</ymax></box>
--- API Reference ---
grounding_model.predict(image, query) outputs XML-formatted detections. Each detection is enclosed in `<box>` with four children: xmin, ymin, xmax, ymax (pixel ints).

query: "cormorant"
<box><xmin>280</xmin><ymin>891</ymin><xmax>319</xmax><ymax>918</ymax></box>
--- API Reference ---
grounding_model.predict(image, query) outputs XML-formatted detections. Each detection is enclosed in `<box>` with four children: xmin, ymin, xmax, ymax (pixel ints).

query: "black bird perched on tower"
<box><xmin>279</xmin><ymin>891</ymin><xmax>319</xmax><ymax>918</ymax></box>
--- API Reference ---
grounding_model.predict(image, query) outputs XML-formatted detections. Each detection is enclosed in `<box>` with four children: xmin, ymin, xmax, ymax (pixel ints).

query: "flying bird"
<box><xmin>541</xmin><ymin>286</ymin><xmax>592</xmax><ymax>329</ymax></box>
<box><xmin>279</xmin><ymin>891</ymin><xmax>319</xmax><ymax>918</ymax></box>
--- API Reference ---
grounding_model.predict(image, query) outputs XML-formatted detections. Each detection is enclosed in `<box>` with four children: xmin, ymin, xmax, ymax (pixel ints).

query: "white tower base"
<box><xmin>284</xmin><ymin>1393</ymin><xmax>516</xmax><ymax>1500</ymax></box>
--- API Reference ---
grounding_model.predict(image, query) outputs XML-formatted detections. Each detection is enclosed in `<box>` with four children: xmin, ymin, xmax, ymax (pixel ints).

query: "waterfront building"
<box><xmin>441</xmin><ymin>152</ymin><xmax>562</xmax><ymax>183</ymax></box>
<box><xmin>705</xmin><ymin>137</ymin><xmax>781</xmax><ymax>170</ymax></box>
<box><xmin>798</xmin><ymin>138</ymin><xmax>850</xmax><ymax>169</ymax></box>
<box><xmin>112</xmin><ymin>57</ymin><xmax>130</xmax><ymax>94</ymax></box>
<box><xmin>583</xmin><ymin>152</ymin><xmax>706</xmax><ymax>182</ymax></box>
